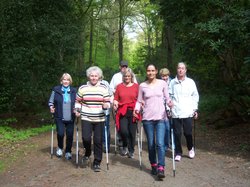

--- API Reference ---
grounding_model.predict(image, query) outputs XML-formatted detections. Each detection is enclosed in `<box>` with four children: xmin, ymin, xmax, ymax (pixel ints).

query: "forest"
<box><xmin>0</xmin><ymin>0</ymin><xmax>249</xmax><ymax>124</ymax></box>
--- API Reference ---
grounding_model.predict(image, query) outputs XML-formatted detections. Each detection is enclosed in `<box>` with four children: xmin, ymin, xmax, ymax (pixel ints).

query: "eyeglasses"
<box><xmin>121</xmin><ymin>65</ymin><xmax>128</xmax><ymax>68</ymax></box>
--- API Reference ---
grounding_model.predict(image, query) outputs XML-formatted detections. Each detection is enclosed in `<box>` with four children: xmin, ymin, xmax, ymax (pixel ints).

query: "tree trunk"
<box><xmin>89</xmin><ymin>9</ymin><xmax>94</xmax><ymax>65</ymax></box>
<box><xmin>118</xmin><ymin>0</ymin><xmax>124</xmax><ymax>62</ymax></box>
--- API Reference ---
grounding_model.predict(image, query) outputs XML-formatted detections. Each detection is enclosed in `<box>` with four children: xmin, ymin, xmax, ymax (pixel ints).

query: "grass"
<box><xmin>0</xmin><ymin>118</ymin><xmax>53</xmax><ymax>173</ymax></box>
<box><xmin>0</xmin><ymin>125</ymin><xmax>52</xmax><ymax>142</ymax></box>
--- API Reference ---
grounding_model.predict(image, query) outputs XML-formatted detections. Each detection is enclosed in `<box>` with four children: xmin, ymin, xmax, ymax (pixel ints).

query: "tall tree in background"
<box><xmin>0</xmin><ymin>0</ymin><xmax>86</xmax><ymax>112</ymax></box>
<box><xmin>155</xmin><ymin>0</ymin><xmax>250</xmax><ymax>120</ymax></box>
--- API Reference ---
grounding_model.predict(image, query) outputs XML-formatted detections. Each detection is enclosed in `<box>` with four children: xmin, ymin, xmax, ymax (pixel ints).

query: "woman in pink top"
<box><xmin>113</xmin><ymin>68</ymin><xmax>139</xmax><ymax>158</ymax></box>
<box><xmin>134</xmin><ymin>64</ymin><xmax>172</xmax><ymax>179</ymax></box>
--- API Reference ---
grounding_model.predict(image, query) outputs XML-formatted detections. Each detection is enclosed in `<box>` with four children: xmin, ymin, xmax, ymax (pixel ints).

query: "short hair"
<box><xmin>177</xmin><ymin>62</ymin><xmax>187</xmax><ymax>69</ymax></box>
<box><xmin>159</xmin><ymin>68</ymin><xmax>170</xmax><ymax>76</ymax></box>
<box><xmin>60</xmin><ymin>73</ymin><xmax>73</xmax><ymax>84</ymax></box>
<box><xmin>122</xmin><ymin>68</ymin><xmax>135</xmax><ymax>83</ymax></box>
<box><xmin>86</xmin><ymin>66</ymin><xmax>103</xmax><ymax>79</ymax></box>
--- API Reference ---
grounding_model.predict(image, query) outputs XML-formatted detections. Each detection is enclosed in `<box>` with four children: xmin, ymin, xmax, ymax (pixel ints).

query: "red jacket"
<box><xmin>115</xmin><ymin>102</ymin><xmax>141</xmax><ymax>130</ymax></box>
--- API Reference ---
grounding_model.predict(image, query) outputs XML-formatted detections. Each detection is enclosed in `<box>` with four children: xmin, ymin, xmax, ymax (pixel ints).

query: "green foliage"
<box><xmin>0</xmin><ymin>0</ymin><xmax>85</xmax><ymax>113</ymax></box>
<box><xmin>0</xmin><ymin>0</ymin><xmax>249</xmax><ymax>123</ymax></box>
<box><xmin>0</xmin><ymin>119</ymin><xmax>52</xmax><ymax>143</ymax></box>
<box><xmin>149</xmin><ymin>0</ymin><xmax>250</xmax><ymax>121</ymax></box>
<box><xmin>199</xmin><ymin>94</ymin><xmax>229</xmax><ymax>114</ymax></box>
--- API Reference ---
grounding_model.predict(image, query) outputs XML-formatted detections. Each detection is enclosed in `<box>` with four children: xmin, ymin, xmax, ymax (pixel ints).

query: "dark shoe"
<box><xmin>157</xmin><ymin>166</ymin><xmax>165</xmax><ymax>179</ymax></box>
<box><xmin>82</xmin><ymin>156</ymin><xmax>90</xmax><ymax>167</ymax></box>
<box><xmin>93</xmin><ymin>164</ymin><xmax>101</xmax><ymax>172</ymax></box>
<box><xmin>151</xmin><ymin>166</ymin><xmax>157</xmax><ymax>175</ymax></box>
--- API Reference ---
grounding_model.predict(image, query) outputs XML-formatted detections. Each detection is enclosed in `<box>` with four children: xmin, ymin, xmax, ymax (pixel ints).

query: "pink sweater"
<box><xmin>135</xmin><ymin>79</ymin><xmax>171</xmax><ymax>121</ymax></box>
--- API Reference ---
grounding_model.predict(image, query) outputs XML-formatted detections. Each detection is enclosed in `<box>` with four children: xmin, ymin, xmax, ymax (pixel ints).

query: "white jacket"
<box><xmin>169</xmin><ymin>76</ymin><xmax>199</xmax><ymax>118</ymax></box>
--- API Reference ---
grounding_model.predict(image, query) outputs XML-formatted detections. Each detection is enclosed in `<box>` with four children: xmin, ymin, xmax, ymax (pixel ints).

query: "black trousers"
<box><xmin>173</xmin><ymin>117</ymin><xmax>193</xmax><ymax>155</ymax></box>
<box><xmin>55</xmin><ymin>118</ymin><xmax>74</xmax><ymax>153</ymax></box>
<box><xmin>81</xmin><ymin>120</ymin><xmax>104</xmax><ymax>165</ymax></box>
<box><xmin>119</xmin><ymin>109</ymin><xmax>137</xmax><ymax>153</ymax></box>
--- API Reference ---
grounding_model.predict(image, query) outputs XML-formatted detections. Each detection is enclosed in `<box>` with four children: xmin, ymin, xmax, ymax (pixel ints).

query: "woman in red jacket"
<box><xmin>113</xmin><ymin>68</ymin><xmax>139</xmax><ymax>158</ymax></box>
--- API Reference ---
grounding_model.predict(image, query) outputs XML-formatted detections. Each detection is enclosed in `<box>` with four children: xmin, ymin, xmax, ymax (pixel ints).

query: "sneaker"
<box><xmin>189</xmin><ymin>147</ymin><xmax>195</xmax><ymax>159</ymax></box>
<box><xmin>93</xmin><ymin>164</ymin><xmax>101</xmax><ymax>172</ymax></box>
<box><xmin>56</xmin><ymin>148</ymin><xmax>63</xmax><ymax>157</ymax></box>
<box><xmin>82</xmin><ymin>156</ymin><xmax>90</xmax><ymax>167</ymax></box>
<box><xmin>65</xmin><ymin>152</ymin><xmax>72</xmax><ymax>160</ymax></box>
<box><xmin>151</xmin><ymin>165</ymin><xmax>157</xmax><ymax>175</ymax></box>
<box><xmin>157</xmin><ymin>166</ymin><xmax>165</xmax><ymax>179</ymax></box>
<box><xmin>120</xmin><ymin>147</ymin><xmax>128</xmax><ymax>156</ymax></box>
<box><xmin>127</xmin><ymin>152</ymin><xmax>134</xmax><ymax>159</ymax></box>
<box><xmin>175</xmin><ymin>155</ymin><xmax>182</xmax><ymax>161</ymax></box>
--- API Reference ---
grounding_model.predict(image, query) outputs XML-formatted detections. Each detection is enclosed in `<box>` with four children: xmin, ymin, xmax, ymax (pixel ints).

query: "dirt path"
<box><xmin>0</xmin><ymin>123</ymin><xmax>249</xmax><ymax>187</ymax></box>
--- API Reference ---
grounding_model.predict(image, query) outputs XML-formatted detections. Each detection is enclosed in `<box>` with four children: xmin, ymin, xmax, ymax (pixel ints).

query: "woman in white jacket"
<box><xmin>169</xmin><ymin>62</ymin><xmax>199</xmax><ymax>162</ymax></box>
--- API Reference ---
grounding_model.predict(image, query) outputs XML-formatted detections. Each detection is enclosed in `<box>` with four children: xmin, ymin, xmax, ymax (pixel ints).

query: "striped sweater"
<box><xmin>75</xmin><ymin>81</ymin><xmax>110</xmax><ymax>122</ymax></box>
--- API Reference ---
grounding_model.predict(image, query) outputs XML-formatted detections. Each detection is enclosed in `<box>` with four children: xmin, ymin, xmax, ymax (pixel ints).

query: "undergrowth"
<box><xmin>199</xmin><ymin>94</ymin><xmax>229</xmax><ymax>114</ymax></box>
<box><xmin>0</xmin><ymin>118</ymin><xmax>53</xmax><ymax>173</ymax></box>
<box><xmin>0</xmin><ymin>118</ymin><xmax>52</xmax><ymax>143</ymax></box>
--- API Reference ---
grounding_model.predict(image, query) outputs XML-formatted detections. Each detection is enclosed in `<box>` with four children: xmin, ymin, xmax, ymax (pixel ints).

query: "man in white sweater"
<box><xmin>110</xmin><ymin>60</ymin><xmax>137</xmax><ymax>94</ymax></box>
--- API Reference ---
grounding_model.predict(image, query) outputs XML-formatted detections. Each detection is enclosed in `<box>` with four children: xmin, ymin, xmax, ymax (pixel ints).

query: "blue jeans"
<box><xmin>102</xmin><ymin>114</ymin><xmax>110</xmax><ymax>151</ymax></box>
<box><xmin>143</xmin><ymin>120</ymin><xmax>166</xmax><ymax>167</ymax></box>
<box><xmin>164</xmin><ymin>120</ymin><xmax>170</xmax><ymax>151</ymax></box>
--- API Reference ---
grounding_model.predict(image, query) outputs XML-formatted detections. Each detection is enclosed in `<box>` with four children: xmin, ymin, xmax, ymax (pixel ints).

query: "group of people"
<box><xmin>48</xmin><ymin>60</ymin><xmax>199</xmax><ymax>178</ymax></box>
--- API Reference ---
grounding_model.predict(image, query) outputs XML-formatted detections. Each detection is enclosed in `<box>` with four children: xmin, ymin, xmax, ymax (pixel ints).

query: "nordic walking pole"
<box><xmin>171</xmin><ymin>127</ymin><xmax>176</xmax><ymax>177</ymax></box>
<box><xmin>140</xmin><ymin>121</ymin><xmax>143</xmax><ymax>156</ymax></box>
<box><xmin>137</xmin><ymin>123</ymin><xmax>142</xmax><ymax>170</ymax></box>
<box><xmin>193</xmin><ymin>118</ymin><xmax>196</xmax><ymax>151</ymax></box>
<box><xmin>193</xmin><ymin>111</ymin><xmax>198</xmax><ymax>151</ymax></box>
<box><xmin>105</xmin><ymin>124</ymin><xmax>109</xmax><ymax>170</ymax></box>
<box><xmin>170</xmin><ymin>117</ymin><xmax>176</xmax><ymax>177</ymax></box>
<box><xmin>50</xmin><ymin>114</ymin><xmax>54</xmax><ymax>159</ymax></box>
<box><xmin>112</xmin><ymin>110</ymin><xmax>117</xmax><ymax>155</ymax></box>
<box><xmin>114</xmin><ymin>125</ymin><xmax>117</xmax><ymax>155</ymax></box>
<box><xmin>105</xmin><ymin>121</ymin><xmax>109</xmax><ymax>170</ymax></box>
<box><xmin>168</xmin><ymin>109</ymin><xmax>176</xmax><ymax>177</ymax></box>
<box><xmin>104</xmin><ymin>110</ymin><xmax>109</xmax><ymax>170</ymax></box>
<box><xmin>75</xmin><ymin>116</ymin><xmax>79</xmax><ymax>168</ymax></box>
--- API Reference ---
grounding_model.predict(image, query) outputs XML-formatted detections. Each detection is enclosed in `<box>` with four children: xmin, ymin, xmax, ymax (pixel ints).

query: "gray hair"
<box><xmin>177</xmin><ymin>62</ymin><xmax>188</xmax><ymax>69</ymax></box>
<box><xmin>122</xmin><ymin>68</ymin><xmax>135</xmax><ymax>83</ymax></box>
<box><xmin>86</xmin><ymin>66</ymin><xmax>103</xmax><ymax>79</ymax></box>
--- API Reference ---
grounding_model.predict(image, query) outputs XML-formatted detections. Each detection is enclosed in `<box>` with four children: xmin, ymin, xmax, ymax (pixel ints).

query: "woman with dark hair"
<box><xmin>134</xmin><ymin>64</ymin><xmax>173</xmax><ymax>179</ymax></box>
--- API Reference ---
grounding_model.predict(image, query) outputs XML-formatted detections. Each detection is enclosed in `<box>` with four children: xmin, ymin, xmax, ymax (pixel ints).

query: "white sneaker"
<box><xmin>56</xmin><ymin>148</ymin><xmax>63</xmax><ymax>157</ymax></box>
<box><xmin>189</xmin><ymin>147</ymin><xmax>195</xmax><ymax>159</ymax></box>
<box><xmin>175</xmin><ymin>155</ymin><xmax>181</xmax><ymax>161</ymax></box>
<box><xmin>65</xmin><ymin>152</ymin><xmax>72</xmax><ymax>160</ymax></box>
